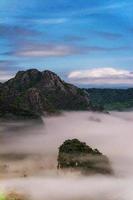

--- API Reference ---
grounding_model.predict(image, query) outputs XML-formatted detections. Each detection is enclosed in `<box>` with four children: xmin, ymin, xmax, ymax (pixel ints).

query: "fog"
<box><xmin>0</xmin><ymin>111</ymin><xmax>133</xmax><ymax>200</ymax></box>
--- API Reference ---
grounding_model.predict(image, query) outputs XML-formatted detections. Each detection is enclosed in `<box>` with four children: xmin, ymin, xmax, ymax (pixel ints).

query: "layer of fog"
<box><xmin>0</xmin><ymin>111</ymin><xmax>133</xmax><ymax>200</ymax></box>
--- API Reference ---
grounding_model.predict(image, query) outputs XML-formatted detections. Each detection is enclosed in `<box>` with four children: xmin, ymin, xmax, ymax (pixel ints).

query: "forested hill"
<box><xmin>86</xmin><ymin>88</ymin><xmax>133</xmax><ymax>111</ymax></box>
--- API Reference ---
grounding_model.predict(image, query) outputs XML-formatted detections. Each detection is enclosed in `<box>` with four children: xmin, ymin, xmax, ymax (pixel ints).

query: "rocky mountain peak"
<box><xmin>14</xmin><ymin>69</ymin><xmax>66</xmax><ymax>91</ymax></box>
<box><xmin>37</xmin><ymin>70</ymin><xmax>67</xmax><ymax>92</ymax></box>
<box><xmin>15</xmin><ymin>69</ymin><xmax>42</xmax><ymax>83</ymax></box>
<box><xmin>13</xmin><ymin>69</ymin><xmax>63</xmax><ymax>89</ymax></box>
<box><xmin>4</xmin><ymin>69</ymin><xmax>43</xmax><ymax>90</ymax></box>
<box><xmin>42</xmin><ymin>70</ymin><xmax>60</xmax><ymax>78</ymax></box>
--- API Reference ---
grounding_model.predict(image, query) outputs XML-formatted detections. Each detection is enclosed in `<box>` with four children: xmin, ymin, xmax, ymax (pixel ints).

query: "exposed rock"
<box><xmin>26</xmin><ymin>88</ymin><xmax>45</xmax><ymax>112</ymax></box>
<box><xmin>41</xmin><ymin>70</ymin><xmax>66</xmax><ymax>91</ymax></box>
<box><xmin>57</xmin><ymin>139</ymin><xmax>112</xmax><ymax>175</ymax></box>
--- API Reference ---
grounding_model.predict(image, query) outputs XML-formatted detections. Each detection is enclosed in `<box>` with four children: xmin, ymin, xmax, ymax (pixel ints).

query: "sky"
<box><xmin>0</xmin><ymin>0</ymin><xmax>133</xmax><ymax>87</ymax></box>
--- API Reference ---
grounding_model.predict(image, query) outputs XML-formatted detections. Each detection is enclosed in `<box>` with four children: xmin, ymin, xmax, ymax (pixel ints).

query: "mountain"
<box><xmin>0</xmin><ymin>69</ymin><xmax>90</xmax><ymax>118</ymax></box>
<box><xmin>57</xmin><ymin>139</ymin><xmax>112</xmax><ymax>175</ymax></box>
<box><xmin>86</xmin><ymin>88</ymin><xmax>133</xmax><ymax>111</ymax></box>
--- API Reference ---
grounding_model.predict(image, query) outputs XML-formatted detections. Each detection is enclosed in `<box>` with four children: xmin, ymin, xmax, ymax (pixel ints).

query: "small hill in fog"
<box><xmin>58</xmin><ymin>139</ymin><xmax>112</xmax><ymax>175</ymax></box>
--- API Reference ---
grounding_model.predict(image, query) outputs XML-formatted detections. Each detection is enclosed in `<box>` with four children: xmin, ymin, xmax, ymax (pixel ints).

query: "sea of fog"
<box><xmin>0</xmin><ymin>111</ymin><xmax>133</xmax><ymax>200</ymax></box>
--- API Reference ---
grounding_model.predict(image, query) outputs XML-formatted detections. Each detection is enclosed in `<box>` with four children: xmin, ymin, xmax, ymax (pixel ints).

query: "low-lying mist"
<box><xmin>0</xmin><ymin>111</ymin><xmax>133</xmax><ymax>200</ymax></box>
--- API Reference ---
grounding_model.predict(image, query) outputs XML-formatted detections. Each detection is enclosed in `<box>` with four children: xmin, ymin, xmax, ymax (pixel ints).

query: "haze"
<box><xmin>0</xmin><ymin>111</ymin><xmax>133</xmax><ymax>200</ymax></box>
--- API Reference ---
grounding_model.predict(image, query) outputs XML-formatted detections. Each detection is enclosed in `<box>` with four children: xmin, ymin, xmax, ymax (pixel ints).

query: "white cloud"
<box><xmin>16</xmin><ymin>44</ymin><xmax>86</xmax><ymax>57</ymax></box>
<box><xmin>35</xmin><ymin>18</ymin><xmax>68</xmax><ymax>25</ymax></box>
<box><xmin>68</xmin><ymin>2</ymin><xmax>133</xmax><ymax>17</ymax></box>
<box><xmin>68</xmin><ymin>68</ymin><xmax>133</xmax><ymax>85</ymax></box>
<box><xmin>0</xmin><ymin>71</ymin><xmax>14</xmax><ymax>82</ymax></box>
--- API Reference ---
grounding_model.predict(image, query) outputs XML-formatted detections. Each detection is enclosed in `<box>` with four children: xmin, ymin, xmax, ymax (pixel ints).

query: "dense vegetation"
<box><xmin>57</xmin><ymin>139</ymin><xmax>112</xmax><ymax>174</ymax></box>
<box><xmin>1</xmin><ymin>191</ymin><xmax>29</xmax><ymax>200</ymax></box>
<box><xmin>87</xmin><ymin>88</ymin><xmax>133</xmax><ymax>111</ymax></box>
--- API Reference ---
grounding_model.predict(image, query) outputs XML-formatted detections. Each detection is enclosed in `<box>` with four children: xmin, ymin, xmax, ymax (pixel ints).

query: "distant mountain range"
<box><xmin>0</xmin><ymin>69</ymin><xmax>90</xmax><ymax>118</ymax></box>
<box><xmin>0</xmin><ymin>69</ymin><xmax>133</xmax><ymax>119</ymax></box>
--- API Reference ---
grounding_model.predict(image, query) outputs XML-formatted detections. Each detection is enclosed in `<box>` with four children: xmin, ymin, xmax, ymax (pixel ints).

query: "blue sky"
<box><xmin>0</xmin><ymin>0</ymin><xmax>133</xmax><ymax>86</ymax></box>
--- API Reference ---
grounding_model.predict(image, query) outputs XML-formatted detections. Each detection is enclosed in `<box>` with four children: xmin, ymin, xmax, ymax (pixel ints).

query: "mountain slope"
<box><xmin>0</xmin><ymin>69</ymin><xmax>90</xmax><ymax>118</ymax></box>
<box><xmin>86</xmin><ymin>88</ymin><xmax>133</xmax><ymax>111</ymax></box>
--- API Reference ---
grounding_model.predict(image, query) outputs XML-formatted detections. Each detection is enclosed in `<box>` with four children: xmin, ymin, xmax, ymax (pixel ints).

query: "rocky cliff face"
<box><xmin>0</xmin><ymin>69</ymin><xmax>90</xmax><ymax>118</ymax></box>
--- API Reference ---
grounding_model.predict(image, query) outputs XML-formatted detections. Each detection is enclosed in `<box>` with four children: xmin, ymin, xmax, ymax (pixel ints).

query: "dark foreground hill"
<box><xmin>0</xmin><ymin>69</ymin><xmax>90</xmax><ymax>118</ymax></box>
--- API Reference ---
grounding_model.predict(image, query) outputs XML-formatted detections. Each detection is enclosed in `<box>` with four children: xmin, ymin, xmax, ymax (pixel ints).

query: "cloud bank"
<box><xmin>1</xmin><ymin>111</ymin><xmax>133</xmax><ymax>200</ymax></box>
<box><xmin>68</xmin><ymin>68</ymin><xmax>133</xmax><ymax>85</ymax></box>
